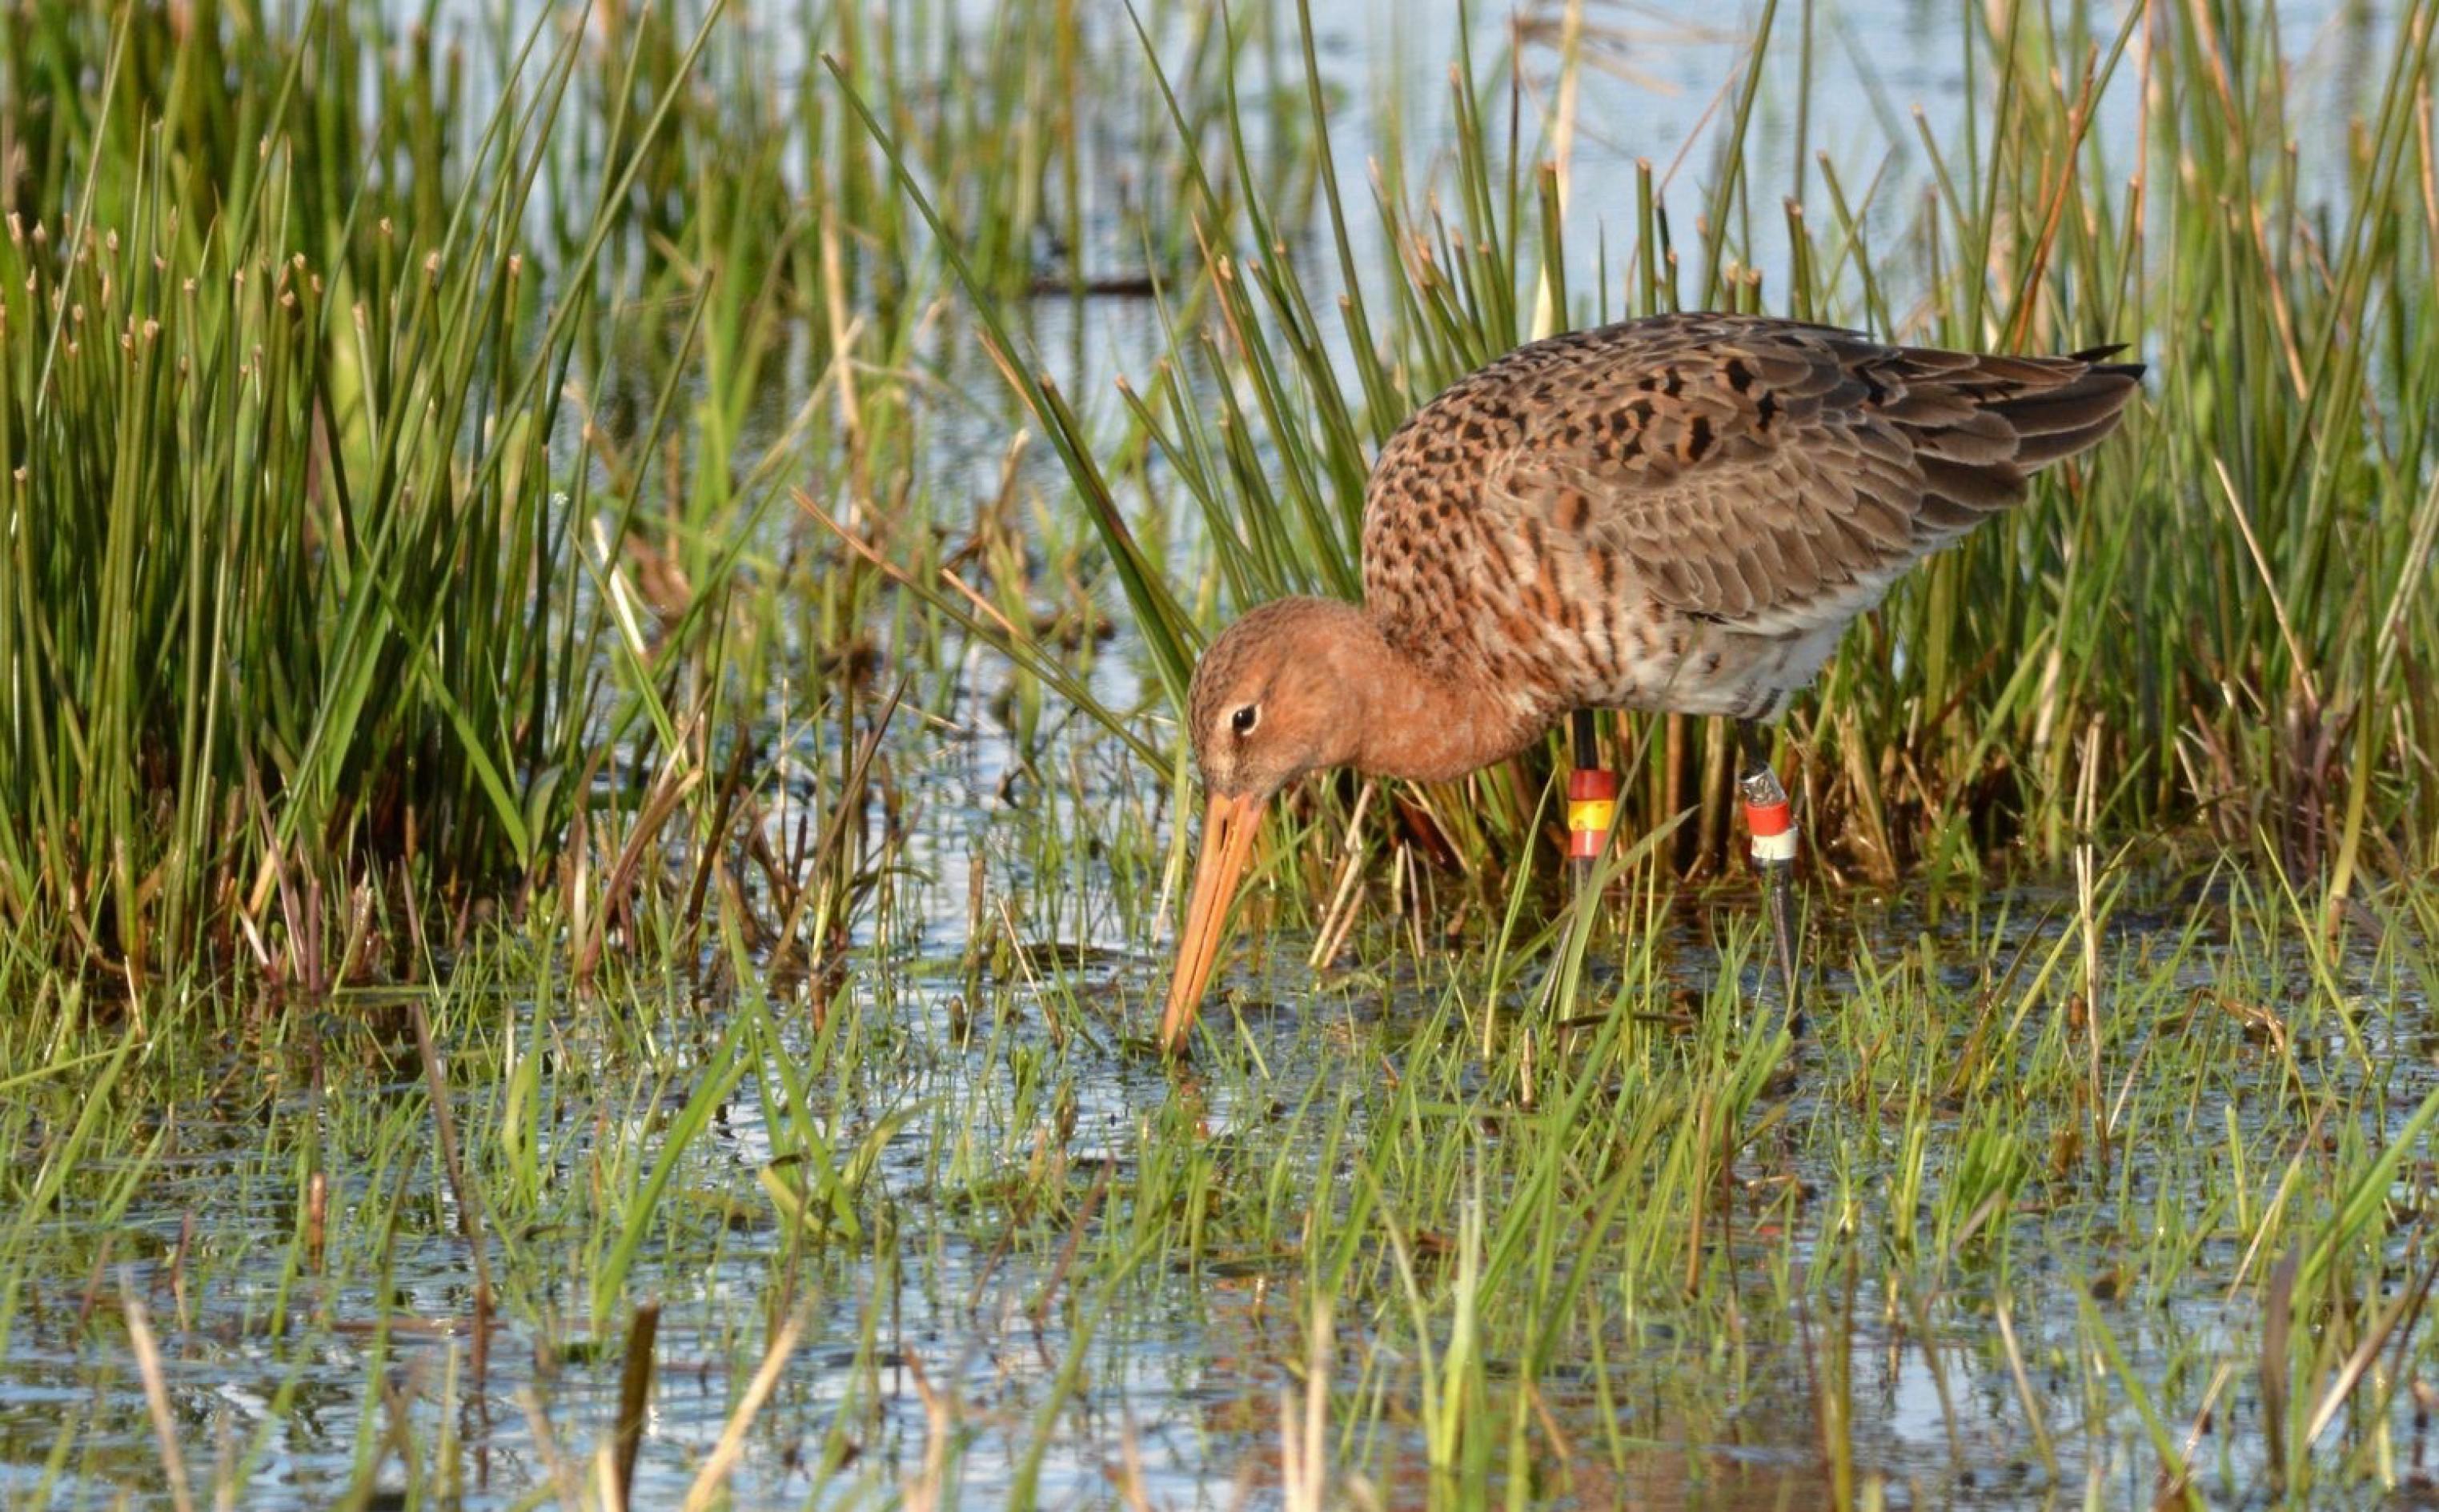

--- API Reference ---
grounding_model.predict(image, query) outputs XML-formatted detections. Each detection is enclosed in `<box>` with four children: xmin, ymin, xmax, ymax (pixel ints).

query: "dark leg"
<box><xmin>1566</xmin><ymin>709</ymin><xmax>1613</xmax><ymax>899</ymax></box>
<box><xmin>1736</xmin><ymin>720</ymin><xmax>1803</xmax><ymax>1033</ymax></box>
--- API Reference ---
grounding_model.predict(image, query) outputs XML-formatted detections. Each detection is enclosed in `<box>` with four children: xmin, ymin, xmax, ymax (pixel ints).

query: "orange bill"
<box><xmin>1158</xmin><ymin>790</ymin><xmax>1264</xmax><ymax>1057</ymax></box>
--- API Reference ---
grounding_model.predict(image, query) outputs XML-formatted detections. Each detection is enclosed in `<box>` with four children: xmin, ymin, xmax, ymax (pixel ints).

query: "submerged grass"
<box><xmin>6</xmin><ymin>824</ymin><xmax>2438</xmax><ymax>1504</ymax></box>
<box><xmin>1</xmin><ymin>0</ymin><xmax>2437</xmax><ymax>1507</ymax></box>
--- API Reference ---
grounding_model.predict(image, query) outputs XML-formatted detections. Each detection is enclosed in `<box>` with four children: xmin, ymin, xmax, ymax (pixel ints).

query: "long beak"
<box><xmin>1159</xmin><ymin>790</ymin><xmax>1265</xmax><ymax>1057</ymax></box>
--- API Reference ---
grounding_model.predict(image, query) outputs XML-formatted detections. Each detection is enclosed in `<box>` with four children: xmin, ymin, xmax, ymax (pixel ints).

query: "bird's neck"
<box><xmin>1345</xmin><ymin>616</ymin><xmax>1547</xmax><ymax>784</ymax></box>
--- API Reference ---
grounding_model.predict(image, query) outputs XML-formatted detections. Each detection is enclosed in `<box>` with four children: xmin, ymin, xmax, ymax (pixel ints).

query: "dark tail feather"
<box><xmin>2013</xmin><ymin>413</ymin><xmax>2136</xmax><ymax>468</ymax></box>
<box><xmin>1988</xmin><ymin>359</ymin><xmax>2144</xmax><ymax>467</ymax></box>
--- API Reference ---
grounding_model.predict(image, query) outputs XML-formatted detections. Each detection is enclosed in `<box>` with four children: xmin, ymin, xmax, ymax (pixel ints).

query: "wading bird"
<box><xmin>1160</xmin><ymin>312</ymin><xmax>2141</xmax><ymax>1057</ymax></box>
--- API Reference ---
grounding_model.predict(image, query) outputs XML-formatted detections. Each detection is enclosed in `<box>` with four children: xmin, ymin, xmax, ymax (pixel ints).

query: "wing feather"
<box><xmin>1403</xmin><ymin>315</ymin><xmax>2144</xmax><ymax>634</ymax></box>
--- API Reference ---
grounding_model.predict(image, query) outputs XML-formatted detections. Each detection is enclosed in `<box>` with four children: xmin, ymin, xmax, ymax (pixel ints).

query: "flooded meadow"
<box><xmin>3</xmin><ymin>0</ymin><xmax>2437</xmax><ymax>1506</ymax></box>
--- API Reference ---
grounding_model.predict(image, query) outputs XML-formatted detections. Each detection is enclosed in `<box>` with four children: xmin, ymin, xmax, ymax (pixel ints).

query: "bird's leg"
<box><xmin>1566</xmin><ymin>709</ymin><xmax>1614</xmax><ymax>900</ymax></box>
<box><xmin>1533</xmin><ymin>708</ymin><xmax>1616</xmax><ymax>1051</ymax></box>
<box><xmin>1736</xmin><ymin>720</ymin><xmax>1803</xmax><ymax>1033</ymax></box>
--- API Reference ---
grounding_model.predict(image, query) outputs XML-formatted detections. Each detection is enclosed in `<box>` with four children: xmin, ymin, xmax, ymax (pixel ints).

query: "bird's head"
<box><xmin>1184</xmin><ymin>596</ymin><xmax>1371</xmax><ymax>804</ymax></box>
<box><xmin>1160</xmin><ymin>596</ymin><xmax>1371</xmax><ymax>1055</ymax></box>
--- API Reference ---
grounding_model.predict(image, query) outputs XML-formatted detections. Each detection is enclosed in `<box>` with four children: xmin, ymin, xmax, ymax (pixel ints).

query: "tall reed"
<box><xmin>0</xmin><ymin>1</ymin><xmax>736</xmax><ymax>985</ymax></box>
<box><xmin>859</xmin><ymin>0</ymin><xmax>2439</xmax><ymax>904</ymax></box>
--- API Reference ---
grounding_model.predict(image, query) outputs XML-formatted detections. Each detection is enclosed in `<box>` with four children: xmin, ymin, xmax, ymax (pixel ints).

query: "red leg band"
<box><xmin>1745</xmin><ymin>798</ymin><xmax>1792</xmax><ymax>838</ymax></box>
<box><xmin>1568</xmin><ymin>769</ymin><xmax>1617</xmax><ymax>860</ymax></box>
<box><xmin>1744</xmin><ymin>796</ymin><xmax>1798</xmax><ymax>864</ymax></box>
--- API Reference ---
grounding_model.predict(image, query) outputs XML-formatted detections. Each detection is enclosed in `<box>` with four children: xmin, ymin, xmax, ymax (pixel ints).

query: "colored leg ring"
<box><xmin>1739</xmin><ymin>763</ymin><xmax>1798</xmax><ymax>863</ymax></box>
<box><xmin>1568</xmin><ymin>768</ymin><xmax>1617</xmax><ymax>860</ymax></box>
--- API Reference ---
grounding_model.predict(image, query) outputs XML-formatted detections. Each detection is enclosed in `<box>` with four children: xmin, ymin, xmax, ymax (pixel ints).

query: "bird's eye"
<box><xmin>1230</xmin><ymin>705</ymin><xmax>1259</xmax><ymax>736</ymax></box>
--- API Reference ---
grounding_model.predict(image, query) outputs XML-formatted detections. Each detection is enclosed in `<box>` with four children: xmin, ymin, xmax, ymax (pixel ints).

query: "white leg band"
<box><xmin>1750</xmin><ymin>829</ymin><xmax>1799</xmax><ymax>864</ymax></box>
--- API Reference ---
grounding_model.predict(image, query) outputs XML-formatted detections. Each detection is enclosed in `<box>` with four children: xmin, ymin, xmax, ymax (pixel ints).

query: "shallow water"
<box><xmin>8</xmin><ymin>681</ymin><xmax>2434</xmax><ymax>1507</ymax></box>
